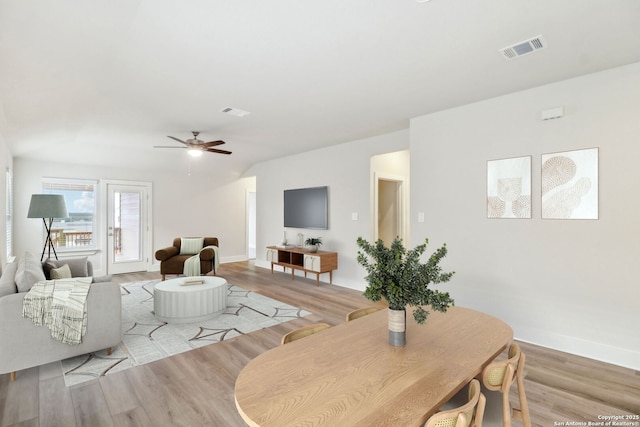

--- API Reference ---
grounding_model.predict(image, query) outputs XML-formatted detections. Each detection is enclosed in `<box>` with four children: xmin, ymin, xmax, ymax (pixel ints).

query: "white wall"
<box><xmin>13</xmin><ymin>158</ymin><xmax>255</xmax><ymax>275</ymax></box>
<box><xmin>410</xmin><ymin>62</ymin><xmax>640</xmax><ymax>370</ymax></box>
<box><xmin>248</xmin><ymin>129</ymin><xmax>409</xmax><ymax>290</ymax></box>
<box><xmin>370</xmin><ymin>150</ymin><xmax>410</xmax><ymax>177</ymax></box>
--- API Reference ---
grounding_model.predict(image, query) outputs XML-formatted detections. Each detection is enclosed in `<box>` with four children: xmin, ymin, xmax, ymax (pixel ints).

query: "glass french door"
<box><xmin>107</xmin><ymin>183</ymin><xmax>150</xmax><ymax>274</ymax></box>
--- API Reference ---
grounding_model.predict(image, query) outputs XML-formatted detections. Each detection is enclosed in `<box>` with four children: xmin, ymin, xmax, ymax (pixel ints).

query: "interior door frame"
<box><xmin>103</xmin><ymin>179</ymin><xmax>153</xmax><ymax>274</ymax></box>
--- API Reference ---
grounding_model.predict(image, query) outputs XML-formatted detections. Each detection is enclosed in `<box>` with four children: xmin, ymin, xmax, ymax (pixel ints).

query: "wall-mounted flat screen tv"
<box><xmin>284</xmin><ymin>186</ymin><xmax>328</xmax><ymax>229</ymax></box>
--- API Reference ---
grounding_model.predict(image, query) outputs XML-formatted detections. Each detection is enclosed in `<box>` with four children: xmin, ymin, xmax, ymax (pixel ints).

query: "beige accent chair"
<box><xmin>480</xmin><ymin>342</ymin><xmax>531</xmax><ymax>427</ymax></box>
<box><xmin>280</xmin><ymin>323</ymin><xmax>330</xmax><ymax>345</ymax></box>
<box><xmin>155</xmin><ymin>237</ymin><xmax>219</xmax><ymax>281</ymax></box>
<box><xmin>424</xmin><ymin>379</ymin><xmax>485</xmax><ymax>427</ymax></box>
<box><xmin>345</xmin><ymin>306</ymin><xmax>382</xmax><ymax>322</ymax></box>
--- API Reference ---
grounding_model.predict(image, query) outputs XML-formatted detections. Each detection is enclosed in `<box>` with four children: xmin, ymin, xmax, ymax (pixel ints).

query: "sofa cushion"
<box><xmin>50</xmin><ymin>264</ymin><xmax>72</xmax><ymax>279</ymax></box>
<box><xmin>0</xmin><ymin>262</ymin><xmax>18</xmax><ymax>297</ymax></box>
<box><xmin>43</xmin><ymin>257</ymin><xmax>89</xmax><ymax>279</ymax></box>
<box><xmin>15</xmin><ymin>252</ymin><xmax>46</xmax><ymax>292</ymax></box>
<box><xmin>180</xmin><ymin>238</ymin><xmax>204</xmax><ymax>255</ymax></box>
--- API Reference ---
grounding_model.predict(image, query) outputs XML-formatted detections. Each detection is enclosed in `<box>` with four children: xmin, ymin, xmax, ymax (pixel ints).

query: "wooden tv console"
<box><xmin>266</xmin><ymin>246</ymin><xmax>338</xmax><ymax>286</ymax></box>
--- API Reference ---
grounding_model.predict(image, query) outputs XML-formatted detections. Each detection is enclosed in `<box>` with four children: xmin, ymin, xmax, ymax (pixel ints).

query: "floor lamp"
<box><xmin>27</xmin><ymin>194</ymin><xmax>68</xmax><ymax>261</ymax></box>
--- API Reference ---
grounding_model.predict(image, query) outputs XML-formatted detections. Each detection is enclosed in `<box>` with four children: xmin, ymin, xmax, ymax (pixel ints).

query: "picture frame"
<box><xmin>541</xmin><ymin>148</ymin><xmax>598</xmax><ymax>219</ymax></box>
<box><xmin>487</xmin><ymin>156</ymin><xmax>532</xmax><ymax>219</ymax></box>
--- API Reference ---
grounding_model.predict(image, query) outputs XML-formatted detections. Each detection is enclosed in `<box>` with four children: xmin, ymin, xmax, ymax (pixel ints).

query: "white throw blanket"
<box><xmin>183</xmin><ymin>245</ymin><xmax>220</xmax><ymax>277</ymax></box>
<box><xmin>22</xmin><ymin>277</ymin><xmax>92</xmax><ymax>345</ymax></box>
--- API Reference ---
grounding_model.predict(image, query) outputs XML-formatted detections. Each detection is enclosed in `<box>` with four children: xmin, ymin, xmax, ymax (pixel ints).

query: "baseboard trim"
<box><xmin>220</xmin><ymin>255</ymin><xmax>249</xmax><ymax>264</ymax></box>
<box><xmin>515</xmin><ymin>328</ymin><xmax>640</xmax><ymax>371</ymax></box>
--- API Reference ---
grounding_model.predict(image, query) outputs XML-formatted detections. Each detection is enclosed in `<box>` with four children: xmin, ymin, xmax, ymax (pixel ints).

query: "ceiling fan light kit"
<box><xmin>188</xmin><ymin>148</ymin><xmax>204</xmax><ymax>157</ymax></box>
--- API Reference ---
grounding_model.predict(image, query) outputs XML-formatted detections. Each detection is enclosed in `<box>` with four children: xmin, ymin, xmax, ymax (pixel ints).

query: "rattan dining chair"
<box><xmin>424</xmin><ymin>379</ymin><xmax>485</xmax><ymax>427</ymax></box>
<box><xmin>480</xmin><ymin>342</ymin><xmax>531</xmax><ymax>427</ymax></box>
<box><xmin>345</xmin><ymin>306</ymin><xmax>382</xmax><ymax>321</ymax></box>
<box><xmin>280</xmin><ymin>323</ymin><xmax>331</xmax><ymax>345</ymax></box>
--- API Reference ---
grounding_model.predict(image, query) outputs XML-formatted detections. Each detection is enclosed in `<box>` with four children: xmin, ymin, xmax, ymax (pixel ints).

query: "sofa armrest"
<box><xmin>0</xmin><ymin>280</ymin><xmax>122</xmax><ymax>375</ymax></box>
<box><xmin>155</xmin><ymin>246</ymin><xmax>179</xmax><ymax>261</ymax></box>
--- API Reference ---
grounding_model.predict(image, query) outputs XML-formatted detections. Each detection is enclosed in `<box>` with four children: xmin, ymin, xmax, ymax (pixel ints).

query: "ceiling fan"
<box><xmin>154</xmin><ymin>131</ymin><xmax>232</xmax><ymax>157</ymax></box>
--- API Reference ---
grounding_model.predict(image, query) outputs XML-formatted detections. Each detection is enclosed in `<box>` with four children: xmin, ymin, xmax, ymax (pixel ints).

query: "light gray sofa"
<box><xmin>0</xmin><ymin>253</ymin><xmax>122</xmax><ymax>380</ymax></box>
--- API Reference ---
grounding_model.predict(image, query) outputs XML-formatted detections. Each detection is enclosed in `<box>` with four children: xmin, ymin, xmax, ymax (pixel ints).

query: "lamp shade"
<box><xmin>27</xmin><ymin>194</ymin><xmax>68</xmax><ymax>219</ymax></box>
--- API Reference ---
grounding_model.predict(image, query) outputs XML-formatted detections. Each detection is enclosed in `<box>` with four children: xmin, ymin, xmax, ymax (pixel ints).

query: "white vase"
<box><xmin>306</xmin><ymin>245</ymin><xmax>318</xmax><ymax>253</ymax></box>
<box><xmin>388</xmin><ymin>308</ymin><xmax>406</xmax><ymax>346</ymax></box>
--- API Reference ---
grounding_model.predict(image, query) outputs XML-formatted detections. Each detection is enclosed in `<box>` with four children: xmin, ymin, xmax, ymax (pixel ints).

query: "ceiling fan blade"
<box><xmin>205</xmin><ymin>148</ymin><xmax>232</xmax><ymax>155</ymax></box>
<box><xmin>167</xmin><ymin>136</ymin><xmax>188</xmax><ymax>145</ymax></box>
<box><xmin>153</xmin><ymin>145</ymin><xmax>185</xmax><ymax>149</ymax></box>
<box><xmin>202</xmin><ymin>140</ymin><xmax>226</xmax><ymax>147</ymax></box>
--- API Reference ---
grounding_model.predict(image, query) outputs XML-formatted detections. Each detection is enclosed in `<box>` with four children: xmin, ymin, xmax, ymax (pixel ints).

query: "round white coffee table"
<box><xmin>154</xmin><ymin>276</ymin><xmax>228</xmax><ymax>324</ymax></box>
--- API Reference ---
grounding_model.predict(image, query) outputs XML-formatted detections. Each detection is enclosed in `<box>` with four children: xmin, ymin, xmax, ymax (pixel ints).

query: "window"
<box><xmin>6</xmin><ymin>168</ymin><xmax>13</xmax><ymax>261</ymax></box>
<box><xmin>43</xmin><ymin>178</ymin><xmax>98</xmax><ymax>251</ymax></box>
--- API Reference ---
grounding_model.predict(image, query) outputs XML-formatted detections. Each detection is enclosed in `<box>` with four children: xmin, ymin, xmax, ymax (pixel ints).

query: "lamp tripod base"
<box><xmin>40</xmin><ymin>218</ymin><xmax>59</xmax><ymax>262</ymax></box>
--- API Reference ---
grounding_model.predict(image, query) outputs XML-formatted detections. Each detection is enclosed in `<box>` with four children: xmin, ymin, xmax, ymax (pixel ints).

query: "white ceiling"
<box><xmin>2</xmin><ymin>1</ymin><xmax>640</xmax><ymax>177</ymax></box>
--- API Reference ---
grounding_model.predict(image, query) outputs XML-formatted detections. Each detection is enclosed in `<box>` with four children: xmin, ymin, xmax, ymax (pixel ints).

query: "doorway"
<box><xmin>378</xmin><ymin>179</ymin><xmax>401</xmax><ymax>245</ymax></box>
<box><xmin>371</xmin><ymin>150</ymin><xmax>410</xmax><ymax>246</ymax></box>
<box><xmin>247</xmin><ymin>190</ymin><xmax>256</xmax><ymax>259</ymax></box>
<box><xmin>374</xmin><ymin>175</ymin><xmax>407</xmax><ymax>245</ymax></box>
<box><xmin>106</xmin><ymin>181</ymin><xmax>152</xmax><ymax>274</ymax></box>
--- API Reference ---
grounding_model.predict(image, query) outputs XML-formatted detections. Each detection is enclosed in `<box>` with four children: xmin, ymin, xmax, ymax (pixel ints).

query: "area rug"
<box><xmin>60</xmin><ymin>279</ymin><xmax>311</xmax><ymax>386</ymax></box>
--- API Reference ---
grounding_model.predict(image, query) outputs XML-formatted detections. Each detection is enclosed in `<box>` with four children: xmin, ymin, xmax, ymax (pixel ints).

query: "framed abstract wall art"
<box><xmin>487</xmin><ymin>156</ymin><xmax>532</xmax><ymax>219</ymax></box>
<box><xmin>541</xmin><ymin>148</ymin><xmax>598</xmax><ymax>219</ymax></box>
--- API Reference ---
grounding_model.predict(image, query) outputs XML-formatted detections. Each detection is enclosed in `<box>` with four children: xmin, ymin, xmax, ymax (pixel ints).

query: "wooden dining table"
<box><xmin>234</xmin><ymin>306</ymin><xmax>513</xmax><ymax>427</ymax></box>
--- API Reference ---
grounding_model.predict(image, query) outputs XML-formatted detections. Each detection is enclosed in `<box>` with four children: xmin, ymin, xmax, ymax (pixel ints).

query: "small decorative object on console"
<box><xmin>305</xmin><ymin>237</ymin><xmax>322</xmax><ymax>253</ymax></box>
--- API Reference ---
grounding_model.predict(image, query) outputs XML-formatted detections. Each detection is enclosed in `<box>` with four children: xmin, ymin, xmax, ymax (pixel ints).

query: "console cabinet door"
<box><xmin>304</xmin><ymin>255</ymin><xmax>321</xmax><ymax>272</ymax></box>
<box><xmin>266</xmin><ymin>249</ymin><xmax>278</xmax><ymax>263</ymax></box>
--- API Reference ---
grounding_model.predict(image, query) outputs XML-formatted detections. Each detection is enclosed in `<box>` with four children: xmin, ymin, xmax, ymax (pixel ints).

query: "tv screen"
<box><xmin>284</xmin><ymin>186</ymin><xmax>328</xmax><ymax>229</ymax></box>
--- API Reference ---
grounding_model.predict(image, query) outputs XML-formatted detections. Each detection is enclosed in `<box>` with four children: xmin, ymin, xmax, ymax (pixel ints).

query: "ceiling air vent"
<box><xmin>221</xmin><ymin>107</ymin><xmax>251</xmax><ymax>117</ymax></box>
<box><xmin>499</xmin><ymin>35</ymin><xmax>547</xmax><ymax>60</ymax></box>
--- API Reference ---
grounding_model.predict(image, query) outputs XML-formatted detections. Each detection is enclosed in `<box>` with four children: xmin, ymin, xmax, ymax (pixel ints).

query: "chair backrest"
<box><xmin>281</xmin><ymin>323</ymin><xmax>331</xmax><ymax>345</ymax></box>
<box><xmin>481</xmin><ymin>342</ymin><xmax>521</xmax><ymax>392</ymax></box>
<box><xmin>424</xmin><ymin>379</ymin><xmax>485</xmax><ymax>427</ymax></box>
<box><xmin>345</xmin><ymin>306</ymin><xmax>381</xmax><ymax>322</ymax></box>
<box><xmin>481</xmin><ymin>342</ymin><xmax>531</xmax><ymax>427</ymax></box>
<box><xmin>172</xmin><ymin>237</ymin><xmax>219</xmax><ymax>250</ymax></box>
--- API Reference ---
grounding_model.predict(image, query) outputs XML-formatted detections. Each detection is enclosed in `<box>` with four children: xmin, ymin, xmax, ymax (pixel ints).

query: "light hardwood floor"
<box><xmin>0</xmin><ymin>261</ymin><xmax>638</xmax><ymax>426</ymax></box>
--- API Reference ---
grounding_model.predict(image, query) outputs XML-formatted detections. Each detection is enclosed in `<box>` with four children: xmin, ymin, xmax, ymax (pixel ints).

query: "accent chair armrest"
<box><xmin>155</xmin><ymin>246</ymin><xmax>179</xmax><ymax>261</ymax></box>
<box><xmin>199</xmin><ymin>247</ymin><xmax>216</xmax><ymax>261</ymax></box>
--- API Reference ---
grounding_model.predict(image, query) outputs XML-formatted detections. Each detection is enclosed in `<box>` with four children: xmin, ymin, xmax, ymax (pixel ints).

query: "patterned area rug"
<box><xmin>60</xmin><ymin>279</ymin><xmax>311</xmax><ymax>386</ymax></box>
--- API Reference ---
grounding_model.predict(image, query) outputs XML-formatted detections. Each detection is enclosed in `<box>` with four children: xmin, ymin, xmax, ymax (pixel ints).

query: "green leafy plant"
<box><xmin>305</xmin><ymin>237</ymin><xmax>323</xmax><ymax>246</ymax></box>
<box><xmin>356</xmin><ymin>236</ymin><xmax>455</xmax><ymax>324</ymax></box>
